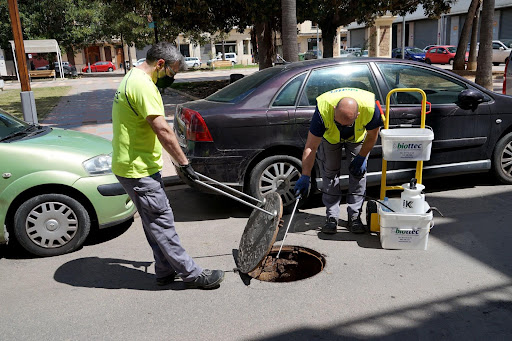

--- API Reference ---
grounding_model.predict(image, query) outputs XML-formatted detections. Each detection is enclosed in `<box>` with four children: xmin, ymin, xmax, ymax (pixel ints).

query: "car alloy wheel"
<box><xmin>13</xmin><ymin>194</ymin><xmax>91</xmax><ymax>256</ymax></box>
<box><xmin>108</xmin><ymin>67</ymin><xmax>113</xmax><ymax>72</ymax></box>
<box><xmin>493</xmin><ymin>132</ymin><xmax>512</xmax><ymax>184</ymax></box>
<box><xmin>249</xmin><ymin>155</ymin><xmax>302</xmax><ymax>210</ymax></box>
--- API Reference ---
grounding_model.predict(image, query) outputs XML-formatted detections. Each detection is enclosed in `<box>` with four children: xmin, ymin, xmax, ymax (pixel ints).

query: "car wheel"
<box><xmin>248</xmin><ymin>155</ymin><xmax>303</xmax><ymax>212</ymax></box>
<box><xmin>13</xmin><ymin>194</ymin><xmax>91</xmax><ymax>257</ymax></box>
<box><xmin>449</xmin><ymin>59</ymin><xmax>454</xmax><ymax>65</ymax></box>
<box><xmin>108</xmin><ymin>67</ymin><xmax>113</xmax><ymax>72</ymax></box>
<box><xmin>425</xmin><ymin>58</ymin><xmax>431</xmax><ymax>64</ymax></box>
<box><xmin>492</xmin><ymin>132</ymin><xmax>512</xmax><ymax>184</ymax></box>
<box><xmin>232</xmin><ymin>61</ymin><xmax>235</xmax><ymax>66</ymax></box>
<box><xmin>193</xmin><ymin>63</ymin><xmax>198</xmax><ymax>67</ymax></box>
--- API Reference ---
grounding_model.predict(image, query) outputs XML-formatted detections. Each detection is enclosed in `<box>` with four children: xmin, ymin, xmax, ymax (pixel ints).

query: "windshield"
<box><xmin>406</xmin><ymin>48</ymin><xmax>424</xmax><ymax>53</ymax></box>
<box><xmin>447</xmin><ymin>47</ymin><xmax>457</xmax><ymax>53</ymax></box>
<box><xmin>0</xmin><ymin>109</ymin><xmax>29</xmax><ymax>139</ymax></box>
<box><xmin>206</xmin><ymin>67</ymin><xmax>284</xmax><ymax>103</ymax></box>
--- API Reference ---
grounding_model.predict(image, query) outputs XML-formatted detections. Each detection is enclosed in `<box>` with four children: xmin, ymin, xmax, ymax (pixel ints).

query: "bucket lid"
<box><xmin>237</xmin><ymin>192</ymin><xmax>283</xmax><ymax>273</ymax></box>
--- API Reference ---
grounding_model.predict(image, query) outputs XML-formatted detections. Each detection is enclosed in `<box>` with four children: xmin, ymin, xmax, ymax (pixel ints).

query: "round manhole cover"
<box><xmin>237</xmin><ymin>192</ymin><xmax>283</xmax><ymax>273</ymax></box>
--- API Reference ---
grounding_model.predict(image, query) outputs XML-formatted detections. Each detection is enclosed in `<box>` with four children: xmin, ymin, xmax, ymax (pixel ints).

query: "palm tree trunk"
<box><xmin>255</xmin><ymin>21</ymin><xmax>274</xmax><ymax>70</ymax></box>
<box><xmin>281</xmin><ymin>0</ymin><xmax>298</xmax><ymax>62</ymax></box>
<box><xmin>453</xmin><ymin>0</ymin><xmax>481</xmax><ymax>70</ymax></box>
<box><xmin>475</xmin><ymin>0</ymin><xmax>495</xmax><ymax>90</ymax></box>
<box><xmin>467</xmin><ymin>5</ymin><xmax>481</xmax><ymax>71</ymax></box>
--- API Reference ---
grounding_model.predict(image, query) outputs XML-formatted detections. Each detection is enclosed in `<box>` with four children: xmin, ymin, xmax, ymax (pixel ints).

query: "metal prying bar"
<box><xmin>276</xmin><ymin>195</ymin><xmax>301</xmax><ymax>259</ymax></box>
<box><xmin>196</xmin><ymin>172</ymin><xmax>264</xmax><ymax>206</ymax></box>
<box><xmin>193</xmin><ymin>178</ymin><xmax>277</xmax><ymax>217</ymax></box>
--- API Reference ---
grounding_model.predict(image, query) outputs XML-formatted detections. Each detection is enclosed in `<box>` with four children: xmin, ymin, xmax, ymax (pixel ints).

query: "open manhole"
<box><xmin>248</xmin><ymin>245</ymin><xmax>325</xmax><ymax>282</ymax></box>
<box><xmin>236</xmin><ymin>192</ymin><xmax>325</xmax><ymax>283</ymax></box>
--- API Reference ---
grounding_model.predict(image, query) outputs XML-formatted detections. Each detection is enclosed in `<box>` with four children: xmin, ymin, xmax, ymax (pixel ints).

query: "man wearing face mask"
<box><xmin>112</xmin><ymin>42</ymin><xmax>224</xmax><ymax>289</ymax></box>
<box><xmin>294</xmin><ymin>88</ymin><xmax>384</xmax><ymax>234</ymax></box>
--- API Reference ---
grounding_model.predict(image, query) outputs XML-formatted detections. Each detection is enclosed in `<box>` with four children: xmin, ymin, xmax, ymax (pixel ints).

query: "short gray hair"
<box><xmin>146</xmin><ymin>42</ymin><xmax>187</xmax><ymax>71</ymax></box>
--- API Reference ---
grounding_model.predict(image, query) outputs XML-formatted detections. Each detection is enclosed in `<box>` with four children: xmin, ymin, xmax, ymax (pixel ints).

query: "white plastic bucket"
<box><xmin>378</xmin><ymin>198</ymin><xmax>433</xmax><ymax>250</ymax></box>
<box><xmin>380</xmin><ymin>128</ymin><xmax>434</xmax><ymax>161</ymax></box>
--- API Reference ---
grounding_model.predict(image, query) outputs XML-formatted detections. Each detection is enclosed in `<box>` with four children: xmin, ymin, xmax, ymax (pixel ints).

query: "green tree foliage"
<box><xmin>0</xmin><ymin>0</ymin><xmax>105</xmax><ymax>52</ymax></box>
<box><xmin>297</xmin><ymin>0</ymin><xmax>456</xmax><ymax>58</ymax></box>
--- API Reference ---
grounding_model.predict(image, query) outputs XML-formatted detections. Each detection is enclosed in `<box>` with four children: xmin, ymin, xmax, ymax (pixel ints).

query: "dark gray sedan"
<box><xmin>174</xmin><ymin>58</ymin><xmax>512</xmax><ymax>210</ymax></box>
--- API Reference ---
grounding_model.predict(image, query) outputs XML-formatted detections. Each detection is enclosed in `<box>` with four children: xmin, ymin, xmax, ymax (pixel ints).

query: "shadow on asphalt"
<box><xmin>53</xmin><ymin>257</ymin><xmax>201</xmax><ymax>291</ymax></box>
<box><xmin>251</xmin><ymin>282</ymin><xmax>512</xmax><ymax>340</ymax></box>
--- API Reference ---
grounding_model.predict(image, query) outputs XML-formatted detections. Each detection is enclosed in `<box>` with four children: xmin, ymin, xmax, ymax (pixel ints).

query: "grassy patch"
<box><xmin>0</xmin><ymin>86</ymin><xmax>72</xmax><ymax>121</ymax></box>
<box><xmin>171</xmin><ymin>80</ymin><xmax>229</xmax><ymax>98</ymax></box>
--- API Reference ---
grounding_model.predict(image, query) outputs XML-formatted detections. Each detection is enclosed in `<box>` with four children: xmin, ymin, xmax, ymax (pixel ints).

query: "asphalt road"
<box><xmin>1</xmin><ymin>173</ymin><xmax>511</xmax><ymax>340</ymax></box>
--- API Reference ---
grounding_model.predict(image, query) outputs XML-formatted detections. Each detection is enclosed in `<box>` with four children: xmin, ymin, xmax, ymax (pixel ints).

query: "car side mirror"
<box><xmin>457</xmin><ymin>89</ymin><xmax>485</xmax><ymax>110</ymax></box>
<box><xmin>500</xmin><ymin>47</ymin><xmax>504</xmax><ymax>50</ymax></box>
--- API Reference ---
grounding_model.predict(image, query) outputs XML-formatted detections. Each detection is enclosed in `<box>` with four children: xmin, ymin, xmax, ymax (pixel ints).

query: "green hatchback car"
<box><xmin>0</xmin><ymin>109</ymin><xmax>135</xmax><ymax>256</ymax></box>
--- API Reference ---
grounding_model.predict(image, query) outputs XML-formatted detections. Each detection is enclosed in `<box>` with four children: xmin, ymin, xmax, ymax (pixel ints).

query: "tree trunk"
<box><xmin>453</xmin><ymin>0</ymin><xmax>481</xmax><ymax>70</ymax></box>
<box><xmin>281</xmin><ymin>0</ymin><xmax>298</xmax><ymax>62</ymax></box>
<box><xmin>467</xmin><ymin>4</ymin><xmax>481</xmax><ymax>71</ymax></box>
<box><xmin>251</xmin><ymin>28</ymin><xmax>258</xmax><ymax>64</ymax></box>
<box><xmin>319</xmin><ymin>18</ymin><xmax>337</xmax><ymax>58</ymax></box>
<box><xmin>475</xmin><ymin>0</ymin><xmax>494</xmax><ymax>90</ymax></box>
<box><xmin>221</xmin><ymin>41</ymin><xmax>226</xmax><ymax>60</ymax></box>
<box><xmin>255</xmin><ymin>21</ymin><xmax>274</xmax><ymax>70</ymax></box>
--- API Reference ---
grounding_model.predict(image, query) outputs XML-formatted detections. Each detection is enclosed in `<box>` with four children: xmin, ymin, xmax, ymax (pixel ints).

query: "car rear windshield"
<box><xmin>206</xmin><ymin>67</ymin><xmax>284</xmax><ymax>103</ymax></box>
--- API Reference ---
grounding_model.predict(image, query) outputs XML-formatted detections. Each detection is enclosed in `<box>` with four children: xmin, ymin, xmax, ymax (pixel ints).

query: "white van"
<box><xmin>208</xmin><ymin>52</ymin><xmax>237</xmax><ymax>66</ymax></box>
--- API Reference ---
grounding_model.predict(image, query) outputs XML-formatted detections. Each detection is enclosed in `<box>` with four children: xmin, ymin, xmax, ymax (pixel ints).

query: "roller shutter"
<box><xmin>350</xmin><ymin>28</ymin><xmax>366</xmax><ymax>48</ymax></box>
<box><xmin>414</xmin><ymin>19</ymin><xmax>438</xmax><ymax>49</ymax></box>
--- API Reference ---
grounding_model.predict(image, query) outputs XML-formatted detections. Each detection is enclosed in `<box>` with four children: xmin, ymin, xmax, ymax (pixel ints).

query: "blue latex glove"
<box><xmin>294</xmin><ymin>175</ymin><xmax>310</xmax><ymax>197</ymax></box>
<box><xmin>349</xmin><ymin>155</ymin><xmax>367</xmax><ymax>177</ymax></box>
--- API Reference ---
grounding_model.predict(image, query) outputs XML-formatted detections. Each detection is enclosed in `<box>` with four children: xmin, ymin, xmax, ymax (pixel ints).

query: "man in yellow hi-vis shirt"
<box><xmin>112</xmin><ymin>42</ymin><xmax>224</xmax><ymax>289</ymax></box>
<box><xmin>295</xmin><ymin>88</ymin><xmax>384</xmax><ymax>234</ymax></box>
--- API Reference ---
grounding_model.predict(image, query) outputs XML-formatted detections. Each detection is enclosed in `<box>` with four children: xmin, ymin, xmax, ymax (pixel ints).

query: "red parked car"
<box><xmin>82</xmin><ymin>61</ymin><xmax>116</xmax><ymax>73</ymax></box>
<box><xmin>425</xmin><ymin>45</ymin><xmax>468</xmax><ymax>65</ymax></box>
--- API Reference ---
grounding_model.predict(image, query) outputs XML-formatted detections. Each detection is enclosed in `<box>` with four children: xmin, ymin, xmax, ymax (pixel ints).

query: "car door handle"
<box><xmin>400</xmin><ymin>113</ymin><xmax>417</xmax><ymax>119</ymax></box>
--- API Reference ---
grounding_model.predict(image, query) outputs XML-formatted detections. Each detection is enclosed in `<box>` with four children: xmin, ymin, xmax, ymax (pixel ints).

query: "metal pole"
<box><xmin>402</xmin><ymin>16</ymin><xmax>406</xmax><ymax>59</ymax></box>
<box><xmin>194</xmin><ymin>179</ymin><xmax>277</xmax><ymax>217</ymax></box>
<box><xmin>276</xmin><ymin>195</ymin><xmax>300</xmax><ymax>259</ymax></box>
<box><xmin>7</xmin><ymin>0</ymin><xmax>37</xmax><ymax>124</ymax></box>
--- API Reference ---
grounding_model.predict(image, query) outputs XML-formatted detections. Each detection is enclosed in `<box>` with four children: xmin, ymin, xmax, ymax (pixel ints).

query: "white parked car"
<box><xmin>492</xmin><ymin>40</ymin><xmax>511</xmax><ymax>66</ymax></box>
<box><xmin>338</xmin><ymin>50</ymin><xmax>351</xmax><ymax>58</ymax></box>
<box><xmin>184</xmin><ymin>57</ymin><xmax>201</xmax><ymax>68</ymax></box>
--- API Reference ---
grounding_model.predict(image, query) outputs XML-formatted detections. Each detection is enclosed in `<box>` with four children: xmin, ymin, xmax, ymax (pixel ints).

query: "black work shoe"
<box><xmin>156</xmin><ymin>272</ymin><xmax>178</xmax><ymax>286</ymax></box>
<box><xmin>185</xmin><ymin>269</ymin><xmax>225</xmax><ymax>289</ymax></box>
<box><xmin>322</xmin><ymin>217</ymin><xmax>338</xmax><ymax>234</ymax></box>
<box><xmin>348</xmin><ymin>217</ymin><xmax>366</xmax><ymax>234</ymax></box>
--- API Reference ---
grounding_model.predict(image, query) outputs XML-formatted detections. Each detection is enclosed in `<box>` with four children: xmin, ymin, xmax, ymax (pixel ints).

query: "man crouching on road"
<box><xmin>294</xmin><ymin>88</ymin><xmax>384</xmax><ymax>234</ymax></box>
<box><xmin>111</xmin><ymin>42</ymin><xmax>224</xmax><ymax>289</ymax></box>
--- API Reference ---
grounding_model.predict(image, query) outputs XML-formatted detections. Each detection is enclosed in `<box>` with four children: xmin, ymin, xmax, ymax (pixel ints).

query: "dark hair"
<box><xmin>146</xmin><ymin>42</ymin><xmax>187</xmax><ymax>70</ymax></box>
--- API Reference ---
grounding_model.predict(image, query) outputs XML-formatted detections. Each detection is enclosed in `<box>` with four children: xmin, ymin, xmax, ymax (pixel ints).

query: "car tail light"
<box><xmin>179</xmin><ymin>108</ymin><xmax>213</xmax><ymax>142</ymax></box>
<box><xmin>504</xmin><ymin>59</ymin><xmax>508</xmax><ymax>95</ymax></box>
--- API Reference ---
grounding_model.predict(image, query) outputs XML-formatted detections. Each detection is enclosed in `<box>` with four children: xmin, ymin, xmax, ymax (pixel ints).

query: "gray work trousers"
<box><xmin>116</xmin><ymin>172</ymin><xmax>202</xmax><ymax>281</ymax></box>
<box><xmin>317</xmin><ymin>139</ymin><xmax>367</xmax><ymax>221</ymax></box>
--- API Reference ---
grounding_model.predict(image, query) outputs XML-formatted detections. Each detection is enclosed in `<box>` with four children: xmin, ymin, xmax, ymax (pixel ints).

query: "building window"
<box><xmin>243</xmin><ymin>40</ymin><xmax>250</xmax><ymax>55</ymax></box>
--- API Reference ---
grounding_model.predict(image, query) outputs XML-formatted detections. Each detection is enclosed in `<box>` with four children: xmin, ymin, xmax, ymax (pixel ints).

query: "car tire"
<box><xmin>248</xmin><ymin>155</ymin><xmax>304</xmax><ymax>213</ymax></box>
<box><xmin>425</xmin><ymin>58</ymin><xmax>431</xmax><ymax>64</ymax></box>
<box><xmin>193</xmin><ymin>63</ymin><xmax>198</xmax><ymax>67</ymax></box>
<box><xmin>493</xmin><ymin>62</ymin><xmax>500</xmax><ymax>66</ymax></box>
<box><xmin>449</xmin><ymin>59</ymin><xmax>454</xmax><ymax>65</ymax></box>
<box><xmin>232</xmin><ymin>61</ymin><xmax>235</xmax><ymax>66</ymax></box>
<box><xmin>108</xmin><ymin>67</ymin><xmax>113</xmax><ymax>72</ymax></box>
<box><xmin>13</xmin><ymin>194</ymin><xmax>91</xmax><ymax>257</ymax></box>
<box><xmin>492</xmin><ymin>132</ymin><xmax>512</xmax><ymax>184</ymax></box>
